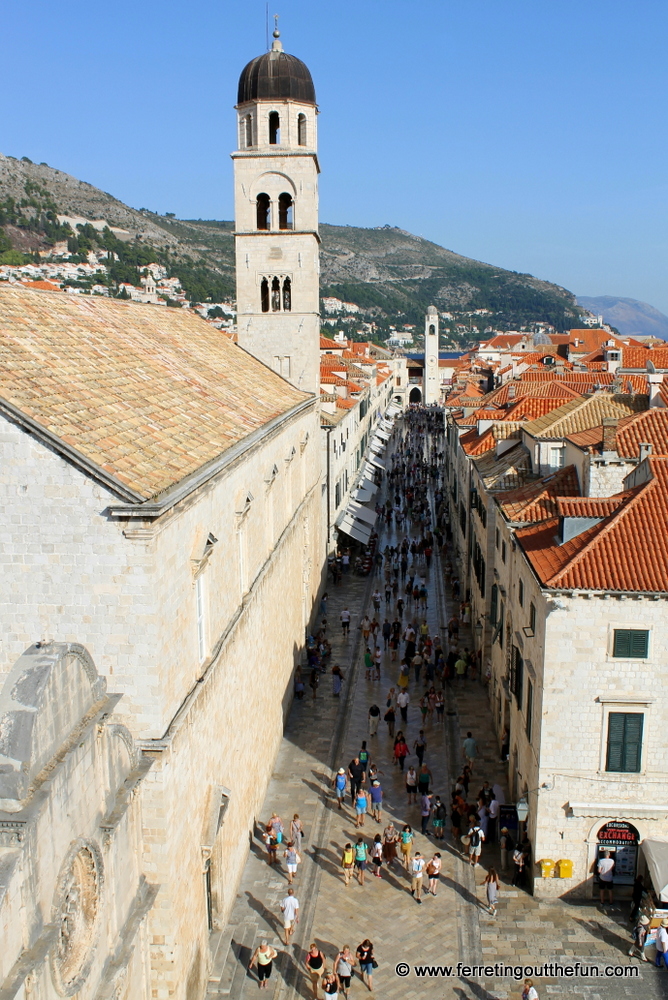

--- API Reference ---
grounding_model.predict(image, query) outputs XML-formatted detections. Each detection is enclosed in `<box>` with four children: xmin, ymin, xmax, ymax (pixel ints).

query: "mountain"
<box><xmin>0</xmin><ymin>152</ymin><xmax>582</xmax><ymax>339</ymax></box>
<box><xmin>577</xmin><ymin>295</ymin><xmax>668</xmax><ymax>342</ymax></box>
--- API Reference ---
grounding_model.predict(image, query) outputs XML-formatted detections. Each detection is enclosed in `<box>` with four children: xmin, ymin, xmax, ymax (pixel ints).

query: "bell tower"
<box><xmin>424</xmin><ymin>305</ymin><xmax>440</xmax><ymax>404</ymax></box>
<box><xmin>232</xmin><ymin>26</ymin><xmax>320</xmax><ymax>394</ymax></box>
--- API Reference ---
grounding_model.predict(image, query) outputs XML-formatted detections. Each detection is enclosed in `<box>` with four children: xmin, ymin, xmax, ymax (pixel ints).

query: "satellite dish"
<box><xmin>647</xmin><ymin>360</ymin><xmax>656</xmax><ymax>373</ymax></box>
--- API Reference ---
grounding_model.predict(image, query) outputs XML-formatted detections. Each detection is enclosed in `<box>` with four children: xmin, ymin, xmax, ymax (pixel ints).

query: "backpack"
<box><xmin>470</xmin><ymin>828</ymin><xmax>481</xmax><ymax>848</ymax></box>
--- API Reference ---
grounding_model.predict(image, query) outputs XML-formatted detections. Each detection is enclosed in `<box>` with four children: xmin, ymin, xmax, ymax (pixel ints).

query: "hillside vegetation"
<box><xmin>0</xmin><ymin>152</ymin><xmax>582</xmax><ymax>339</ymax></box>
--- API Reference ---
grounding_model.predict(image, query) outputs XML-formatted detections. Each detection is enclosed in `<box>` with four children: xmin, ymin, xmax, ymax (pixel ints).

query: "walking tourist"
<box><xmin>248</xmin><ymin>941</ymin><xmax>278</xmax><ymax>990</ymax></box>
<box><xmin>426</xmin><ymin>852</ymin><xmax>442</xmax><ymax>895</ymax></box>
<box><xmin>410</xmin><ymin>851</ymin><xmax>426</xmax><ymax>902</ymax></box>
<box><xmin>356</xmin><ymin>940</ymin><xmax>376</xmax><ymax>992</ymax></box>
<box><xmin>305</xmin><ymin>943</ymin><xmax>326</xmax><ymax>999</ymax></box>
<box><xmin>483</xmin><ymin>867</ymin><xmax>500</xmax><ymax>916</ymax></box>
<box><xmin>334</xmin><ymin>946</ymin><xmax>356</xmax><ymax>999</ymax></box>
<box><xmin>280</xmin><ymin>887</ymin><xmax>299</xmax><ymax>945</ymax></box>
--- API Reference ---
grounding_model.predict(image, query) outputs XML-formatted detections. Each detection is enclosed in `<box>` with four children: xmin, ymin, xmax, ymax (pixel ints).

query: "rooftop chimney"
<box><xmin>638</xmin><ymin>442</ymin><xmax>653</xmax><ymax>463</ymax></box>
<box><xmin>601</xmin><ymin>417</ymin><xmax>618</xmax><ymax>456</ymax></box>
<box><xmin>508</xmin><ymin>384</ymin><xmax>516</xmax><ymax>400</ymax></box>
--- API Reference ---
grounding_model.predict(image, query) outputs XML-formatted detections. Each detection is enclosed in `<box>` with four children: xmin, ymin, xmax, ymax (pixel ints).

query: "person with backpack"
<box><xmin>432</xmin><ymin>796</ymin><xmax>447</xmax><ymax>840</ymax></box>
<box><xmin>467</xmin><ymin>816</ymin><xmax>484</xmax><ymax>867</ymax></box>
<box><xmin>332</xmin><ymin>768</ymin><xmax>347</xmax><ymax>811</ymax></box>
<box><xmin>629</xmin><ymin>914</ymin><xmax>650</xmax><ymax>962</ymax></box>
<box><xmin>341</xmin><ymin>842</ymin><xmax>355</xmax><ymax>885</ymax></box>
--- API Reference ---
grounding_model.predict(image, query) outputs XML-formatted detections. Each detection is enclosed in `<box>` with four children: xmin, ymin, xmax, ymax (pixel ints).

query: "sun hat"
<box><xmin>661</xmin><ymin>918</ymin><xmax>668</xmax><ymax>927</ymax></box>
<box><xmin>501</xmin><ymin>827</ymin><xmax>509</xmax><ymax>833</ymax></box>
<box><xmin>372</xmin><ymin>779</ymin><xmax>380</xmax><ymax>785</ymax></box>
<box><xmin>338</xmin><ymin>767</ymin><xmax>345</xmax><ymax>774</ymax></box>
<box><xmin>639</xmin><ymin>916</ymin><xmax>650</xmax><ymax>925</ymax></box>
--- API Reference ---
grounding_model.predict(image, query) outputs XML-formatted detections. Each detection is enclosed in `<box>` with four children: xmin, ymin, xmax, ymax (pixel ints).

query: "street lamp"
<box><xmin>516</xmin><ymin>797</ymin><xmax>529</xmax><ymax>823</ymax></box>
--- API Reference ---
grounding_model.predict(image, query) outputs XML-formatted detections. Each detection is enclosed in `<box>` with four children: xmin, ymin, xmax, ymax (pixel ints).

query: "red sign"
<box><xmin>597</xmin><ymin>821</ymin><xmax>639</xmax><ymax>846</ymax></box>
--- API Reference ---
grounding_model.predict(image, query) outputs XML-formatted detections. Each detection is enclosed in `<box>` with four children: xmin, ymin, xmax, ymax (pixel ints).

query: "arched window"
<box><xmin>244</xmin><ymin>114</ymin><xmax>253</xmax><ymax>148</ymax></box>
<box><xmin>297</xmin><ymin>113</ymin><xmax>307</xmax><ymax>146</ymax></box>
<box><xmin>271</xmin><ymin>277</ymin><xmax>281</xmax><ymax>312</ymax></box>
<box><xmin>278</xmin><ymin>193</ymin><xmax>293</xmax><ymax>230</ymax></box>
<box><xmin>256</xmin><ymin>193</ymin><xmax>270</xmax><ymax>230</ymax></box>
<box><xmin>429</xmin><ymin>324</ymin><xmax>436</xmax><ymax>336</ymax></box>
<box><xmin>261</xmin><ymin>278</ymin><xmax>269</xmax><ymax>313</ymax></box>
<box><xmin>269</xmin><ymin>111</ymin><xmax>280</xmax><ymax>145</ymax></box>
<box><xmin>282</xmin><ymin>277</ymin><xmax>291</xmax><ymax>312</ymax></box>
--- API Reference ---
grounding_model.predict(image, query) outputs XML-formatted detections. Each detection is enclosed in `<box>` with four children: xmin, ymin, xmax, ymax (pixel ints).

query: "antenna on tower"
<box><xmin>265</xmin><ymin>2</ymin><xmax>269</xmax><ymax>50</ymax></box>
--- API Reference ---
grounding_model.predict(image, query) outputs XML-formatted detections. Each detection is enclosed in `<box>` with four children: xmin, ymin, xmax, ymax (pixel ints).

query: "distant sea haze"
<box><xmin>577</xmin><ymin>295</ymin><xmax>668</xmax><ymax>341</ymax></box>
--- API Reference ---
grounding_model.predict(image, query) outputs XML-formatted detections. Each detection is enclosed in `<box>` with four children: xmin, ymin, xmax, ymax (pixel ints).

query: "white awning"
<box><xmin>338</xmin><ymin>516</ymin><xmax>372</xmax><ymax>544</ymax></box>
<box><xmin>368</xmin><ymin>455</ymin><xmax>386</xmax><ymax>471</ymax></box>
<box><xmin>355</xmin><ymin>476</ymin><xmax>378</xmax><ymax>496</ymax></box>
<box><xmin>369</xmin><ymin>440</ymin><xmax>385</xmax><ymax>455</ymax></box>
<box><xmin>345</xmin><ymin>500</ymin><xmax>377</xmax><ymax>525</ymax></box>
<box><xmin>363</xmin><ymin>462</ymin><xmax>380</xmax><ymax>480</ymax></box>
<box><xmin>351</xmin><ymin>485</ymin><xmax>374</xmax><ymax>503</ymax></box>
<box><xmin>380</xmin><ymin>419</ymin><xmax>394</xmax><ymax>433</ymax></box>
<box><xmin>641</xmin><ymin>840</ymin><xmax>668</xmax><ymax>902</ymax></box>
<box><xmin>386</xmin><ymin>404</ymin><xmax>402</xmax><ymax>417</ymax></box>
<box><xmin>375</xmin><ymin>428</ymin><xmax>390</xmax><ymax>442</ymax></box>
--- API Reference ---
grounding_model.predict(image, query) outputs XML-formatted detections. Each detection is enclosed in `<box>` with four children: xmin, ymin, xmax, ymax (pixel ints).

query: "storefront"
<box><xmin>595</xmin><ymin>820</ymin><xmax>639</xmax><ymax>891</ymax></box>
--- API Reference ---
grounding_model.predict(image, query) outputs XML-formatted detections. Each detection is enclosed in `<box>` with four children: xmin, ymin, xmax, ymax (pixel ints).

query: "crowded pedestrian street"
<box><xmin>208</xmin><ymin>411</ymin><xmax>664</xmax><ymax>1000</ymax></box>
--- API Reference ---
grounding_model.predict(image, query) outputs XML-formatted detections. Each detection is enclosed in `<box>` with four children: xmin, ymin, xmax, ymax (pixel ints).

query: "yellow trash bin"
<box><xmin>556</xmin><ymin>859</ymin><xmax>573</xmax><ymax>878</ymax></box>
<box><xmin>539</xmin><ymin>859</ymin><xmax>556</xmax><ymax>878</ymax></box>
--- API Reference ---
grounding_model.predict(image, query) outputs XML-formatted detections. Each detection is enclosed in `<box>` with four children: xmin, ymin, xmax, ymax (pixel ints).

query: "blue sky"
<box><xmin>3</xmin><ymin>1</ymin><xmax>667</xmax><ymax>311</ymax></box>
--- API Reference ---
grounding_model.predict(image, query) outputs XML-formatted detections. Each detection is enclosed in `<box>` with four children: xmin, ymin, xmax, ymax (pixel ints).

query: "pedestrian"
<box><xmin>628</xmin><ymin>914</ymin><xmax>650</xmax><ymax>962</ymax></box>
<box><xmin>341</xmin><ymin>841</ymin><xmax>355</xmax><ymax>884</ymax></box>
<box><xmin>309</xmin><ymin>666</ymin><xmax>319</xmax><ymax>700</ymax></box>
<box><xmin>284</xmin><ymin>841</ymin><xmax>301</xmax><ymax>884</ymax></box>
<box><xmin>426</xmin><ymin>852</ymin><xmax>442</xmax><ymax>895</ymax></box>
<box><xmin>372</xmin><ymin>589</ymin><xmax>382</xmax><ymax>613</ymax></box>
<box><xmin>373</xmin><ymin>645</ymin><xmax>382</xmax><ymax>680</ymax></box>
<box><xmin>332</xmin><ymin>664</ymin><xmax>344</xmax><ymax>697</ymax></box>
<box><xmin>268</xmin><ymin>812</ymin><xmax>284</xmax><ymax>843</ymax></box>
<box><xmin>521</xmin><ymin>979</ymin><xmax>539</xmax><ymax>1000</ymax></box>
<box><xmin>405</xmin><ymin>765</ymin><xmax>418</xmax><ymax>804</ymax></box>
<box><xmin>397</xmin><ymin>689</ymin><xmax>409</xmax><ymax>724</ymax></box>
<box><xmin>360</xmin><ymin>616</ymin><xmax>372</xmax><ymax>643</ymax></box>
<box><xmin>305</xmin><ymin>943</ymin><xmax>326</xmax><ymax>999</ymax></box>
<box><xmin>322</xmin><ymin>970</ymin><xmax>338</xmax><ymax>998</ymax></box>
<box><xmin>371</xmin><ymin>833</ymin><xmax>383</xmax><ymax>877</ymax></box>
<box><xmin>332</xmin><ymin>768</ymin><xmax>347</xmax><ymax>810</ymax></box>
<box><xmin>290</xmin><ymin>813</ymin><xmax>304</xmax><ymax>850</ymax></box>
<box><xmin>467</xmin><ymin>817</ymin><xmax>484</xmax><ymax>867</ymax></box>
<box><xmin>597</xmin><ymin>850</ymin><xmax>615</xmax><ymax>906</ymax></box>
<box><xmin>384</xmin><ymin>696</ymin><xmax>396</xmax><ymax>737</ymax></box>
<box><xmin>462</xmin><ymin>731</ymin><xmax>478</xmax><ymax>769</ymax></box>
<box><xmin>369</xmin><ymin>779</ymin><xmax>383</xmax><ymax>822</ymax></box>
<box><xmin>340</xmin><ymin>607</ymin><xmax>350</xmax><ymax>636</ymax></box>
<box><xmin>356</xmin><ymin>940</ymin><xmax>376</xmax><ymax>992</ymax></box>
<box><xmin>410</xmin><ymin>852</ymin><xmax>426</xmax><ymax>903</ymax></box>
<box><xmin>393</xmin><ymin>734</ymin><xmax>409</xmax><ymax>771</ymax></box>
<box><xmin>294</xmin><ymin>665</ymin><xmax>305</xmax><ymax>699</ymax></box>
<box><xmin>454</xmin><ymin>654</ymin><xmax>467</xmax><ymax>684</ymax></box>
<box><xmin>400</xmin><ymin>824</ymin><xmax>414</xmax><ymax>869</ymax></box>
<box><xmin>354</xmin><ymin>837</ymin><xmax>368</xmax><ymax>885</ymax></box>
<box><xmin>488</xmin><ymin>794</ymin><xmax>500</xmax><ymax>843</ymax></box>
<box><xmin>319</xmin><ymin>591</ymin><xmax>328</xmax><ymax>616</ymax></box>
<box><xmin>358</xmin><ymin>741</ymin><xmax>370</xmax><ymax>774</ymax></box>
<box><xmin>263</xmin><ymin>824</ymin><xmax>279</xmax><ymax>865</ymax></box>
<box><xmin>368</xmin><ymin>703</ymin><xmax>380</xmax><ymax>736</ymax></box>
<box><xmin>364</xmin><ymin>646</ymin><xmax>373</xmax><ymax>680</ymax></box>
<box><xmin>382</xmin><ymin>822</ymin><xmax>398</xmax><ymax>866</ymax></box>
<box><xmin>280</xmin><ymin>887</ymin><xmax>299</xmax><ymax>945</ymax></box>
<box><xmin>347</xmin><ymin>757</ymin><xmax>365</xmax><ymax>805</ymax></box>
<box><xmin>420</xmin><ymin>792</ymin><xmax>432</xmax><ymax>835</ymax></box>
<box><xmin>334</xmin><ymin>946</ymin><xmax>356</xmax><ymax>999</ymax></box>
<box><xmin>248</xmin><ymin>940</ymin><xmax>278</xmax><ymax>990</ymax></box>
<box><xmin>499</xmin><ymin>827</ymin><xmax>513</xmax><ymax>872</ymax></box>
<box><xmin>417</xmin><ymin>763</ymin><xmax>433</xmax><ymax>796</ymax></box>
<box><xmin>656</xmin><ymin>918</ymin><xmax>668</xmax><ymax>969</ymax></box>
<box><xmin>355</xmin><ymin>787</ymin><xmax>370</xmax><ymax>828</ymax></box>
<box><xmin>413</xmin><ymin>730</ymin><xmax>427</xmax><ymax>765</ymax></box>
<box><xmin>484</xmin><ymin>867</ymin><xmax>500</xmax><ymax>916</ymax></box>
<box><xmin>432</xmin><ymin>796</ymin><xmax>446</xmax><ymax>839</ymax></box>
<box><xmin>512</xmin><ymin>846</ymin><xmax>526</xmax><ymax>887</ymax></box>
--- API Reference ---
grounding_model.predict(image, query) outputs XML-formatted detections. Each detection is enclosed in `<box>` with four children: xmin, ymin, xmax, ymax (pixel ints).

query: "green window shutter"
<box><xmin>630</xmin><ymin>630</ymin><xmax>649</xmax><ymax>658</ymax></box>
<box><xmin>490</xmin><ymin>585</ymin><xmax>498</xmax><ymax>626</ymax></box>
<box><xmin>613</xmin><ymin>629</ymin><xmax>649</xmax><ymax>658</ymax></box>
<box><xmin>606</xmin><ymin>712</ymin><xmax>644</xmax><ymax>773</ymax></box>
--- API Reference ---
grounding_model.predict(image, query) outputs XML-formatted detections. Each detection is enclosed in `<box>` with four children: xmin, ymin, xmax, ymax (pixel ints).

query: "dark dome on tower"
<box><xmin>237</xmin><ymin>42</ymin><xmax>316</xmax><ymax>106</ymax></box>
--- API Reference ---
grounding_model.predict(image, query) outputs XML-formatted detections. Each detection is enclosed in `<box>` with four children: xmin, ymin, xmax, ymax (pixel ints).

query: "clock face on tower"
<box><xmin>428</xmin><ymin>357</ymin><xmax>436</xmax><ymax>366</ymax></box>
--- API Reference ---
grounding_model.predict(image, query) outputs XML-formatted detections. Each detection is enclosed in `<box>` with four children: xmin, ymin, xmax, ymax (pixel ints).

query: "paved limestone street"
<box><xmin>209</xmin><ymin>414</ymin><xmax>667</xmax><ymax>1000</ymax></box>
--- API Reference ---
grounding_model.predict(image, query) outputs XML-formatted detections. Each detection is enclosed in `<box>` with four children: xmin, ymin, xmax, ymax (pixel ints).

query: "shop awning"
<box><xmin>345</xmin><ymin>500</ymin><xmax>377</xmax><ymax>526</ymax></box>
<box><xmin>338</xmin><ymin>516</ymin><xmax>372</xmax><ymax>544</ymax></box>
<box><xmin>386</xmin><ymin>404</ymin><xmax>402</xmax><ymax>417</ymax></box>
<box><xmin>369</xmin><ymin>440</ymin><xmax>385</xmax><ymax>455</ymax></box>
<box><xmin>375</xmin><ymin>428</ymin><xmax>390</xmax><ymax>442</ymax></box>
<box><xmin>353</xmin><ymin>476</ymin><xmax>378</xmax><ymax>496</ymax></box>
<box><xmin>367</xmin><ymin>455</ymin><xmax>386</xmax><ymax>471</ymax></box>
<box><xmin>380</xmin><ymin>419</ymin><xmax>394</xmax><ymax>433</ymax></box>
<box><xmin>351</xmin><ymin>485</ymin><xmax>374</xmax><ymax>503</ymax></box>
<box><xmin>641</xmin><ymin>840</ymin><xmax>668</xmax><ymax>902</ymax></box>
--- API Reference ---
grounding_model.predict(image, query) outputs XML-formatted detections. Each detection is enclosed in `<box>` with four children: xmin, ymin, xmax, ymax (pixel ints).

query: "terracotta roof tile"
<box><xmin>497</xmin><ymin>465</ymin><xmax>581</xmax><ymax>523</ymax></box>
<box><xmin>502</xmin><ymin>396</ymin><xmax>570</xmax><ymax>421</ymax></box>
<box><xmin>0</xmin><ymin>285</ymin><xmax>308</xmax><ymax>500</ymax></box>
<box><xmin>522</xmin><ymin>393</ymin><xmax>647</xmax><ymax>439</ymax></box>
<box><xmin>320</xmin><ymin>335</ymin><xmax>340</xmax><ymax>349</ymax></box>
<box><xmin>517</xmin><ymin>458</ymin><xmax>668</xmax><ymax>592</ymax></box>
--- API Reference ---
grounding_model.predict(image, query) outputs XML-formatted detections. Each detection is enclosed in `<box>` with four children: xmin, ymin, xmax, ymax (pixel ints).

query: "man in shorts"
<box><xmin>410</xmin><ymin>852</ymin><xmax>425</xmax><ymax>903</ymax></box>
<box><xmin>340</xmin><ymin>607</ymin><xmax>350</xmax><ymax>636</ymax></box>
<box><xmin>332</xmin><ymin>767</ymin><xmax>347</xmax><ymax>809</ymax></box>
<box><xmin>467</xmin><ymin>817</ymin><xmax>484</xmax><ymax>867</ymax></box>
<box><xmin>597</xmin><ymin>850</ymin><xmax>615</xmax><ymax>906</ymax></box>
<box><xmin>280</xmin><ymin>887</ymin><xmax>299</xmax><ymax>945</ymax></box>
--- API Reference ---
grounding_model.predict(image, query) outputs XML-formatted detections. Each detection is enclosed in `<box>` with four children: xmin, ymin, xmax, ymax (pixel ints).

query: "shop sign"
<box><xmin>597</xmin><ymin>821</ymin><xmax>639</xmax><ymax>846</ymax></box>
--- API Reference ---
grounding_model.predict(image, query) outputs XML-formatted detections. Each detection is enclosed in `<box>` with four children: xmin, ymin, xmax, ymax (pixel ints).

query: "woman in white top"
<box><xmin>427</xmin><ymin>852</ymin><xmax>442</xmax><ymax>895</ymax></box>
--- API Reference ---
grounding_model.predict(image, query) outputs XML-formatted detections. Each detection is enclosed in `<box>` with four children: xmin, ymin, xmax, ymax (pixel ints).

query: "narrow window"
<box><xmin>518</xmin><ymin>579</ymin><xmax>524</xmax><ymax>607</ymax></box>
<box><xmin>606</xmin><ymin>712</ymin><xmax>643</xmax><ymax>772</ymax></box>
<box><xmin>297</xmin><ymin>113</ymin><xmax>307</xmax><ymax>146</ymax></box>
<box><xmin>529</xmin><ymin>602</ymin><xmax>536</xmax><ymax>632</ymax></box>
<box><xmin>501</xmin><ymin>541</ymin><xmax>506</xmax><ymax>564</ymax></box>
<box><xmin>260</xmin><ymin>277</ymin><xmax>269</xmax><ymax>312</ymax></box>
<box><xmin>282</xmin><ymin>276</ymin><xmax>291</xmax><ymax>312</ymax></box>
<box><xmin>195</xmin><ymin>575</ymin><xmax>207</xmax><ymax>662</ymax></box>
<box><xmin>244</xmin><ymin>114</ymin><xmax>253</xmax><ymax>147</ymax></box>
<box><xmin>429</xmin><ymin>325</ymin><xmax>436</xmax><ymax>336</ymax></box>
<box><xmin>271</xmin><ymin>276</ymin><xmax>281</xmax><ymax>312</ymax></box>
<box><xmin>256</xmin><ymin>193</ymin><xmax>270</xmax><ymax>230</ymax></box>
<box><xmin>495</xmin><ymin>528</ymin><xmax>500</xmax><ymax>550</ymax></box>
<box><xmin>269</xmin><ymin>111</ymin><xmax>280</xmax><ymax>144</ymax></box>
<box><xmin>525</xmin><ymin>680</ymin><xmax>534</xmax><ymax>741</ymax></box>
<box><xmin>613</xmin><ymin>629</ymin><xmax>649</xmax><ymax>658</ymax></box>
<box><xmin>512</xmin><ymin>645</ymin><xmax>523</xmax><ymax>704</ymax></box>
<box><xmin>490</xmin><ymin>584</ymin><xmax>498</xmax><ymax>626</ymax></box>
<box><xmin>550</xmin><ymin>446</ymin><xmax>564</xmax><ymax>469</ymax></box>
<box><xmin>278</xmin><ymin>193</ymin><xmax>293</xmax><ymax>230</ymax></box>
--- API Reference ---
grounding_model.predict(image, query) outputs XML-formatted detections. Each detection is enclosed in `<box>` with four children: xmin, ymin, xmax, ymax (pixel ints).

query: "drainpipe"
<box><xmin>325</xmin><ymin>426</ymin><xmax>332</xmax><ymax>548</ymax></box>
